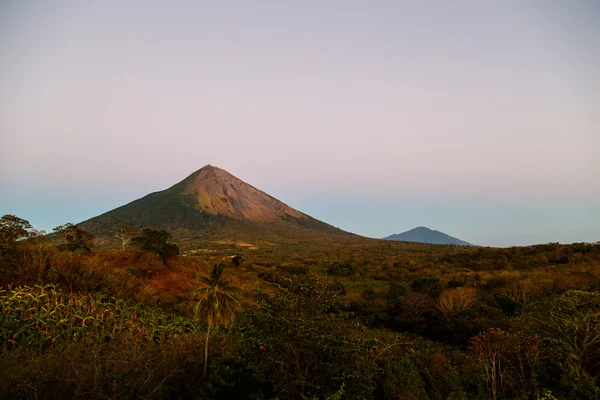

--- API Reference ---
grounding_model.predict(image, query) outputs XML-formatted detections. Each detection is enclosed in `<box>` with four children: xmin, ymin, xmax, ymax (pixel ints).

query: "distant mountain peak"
<box><xmin>384</xmin><ymin>227</ymin><xmax>473</xmax><ymax>246</ymax></box>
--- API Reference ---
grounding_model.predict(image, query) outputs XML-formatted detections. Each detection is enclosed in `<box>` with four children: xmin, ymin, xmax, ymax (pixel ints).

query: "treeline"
<box><xmin>1</xmin><ymin>214</ymin><xmax>600</xmax><ymax>399</ymax></box>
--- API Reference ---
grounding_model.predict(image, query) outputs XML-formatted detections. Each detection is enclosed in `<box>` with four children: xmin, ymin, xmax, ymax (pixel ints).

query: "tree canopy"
<box><xmin>131</xmin><ymin>228</ymin><xmax>179</xmax><ymax>260</ymax></box>
<box><xmin>0</xmin><ymin>214</ymin><xmax>34</xmax><ymax>248</ymax></box>
<box><xmin>53</xmin><ymin>223</ymin><xmax>95</xmax><ymax>253</ymax></box>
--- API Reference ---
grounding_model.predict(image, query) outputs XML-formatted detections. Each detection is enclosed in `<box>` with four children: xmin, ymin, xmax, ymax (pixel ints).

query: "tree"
<box><xmin>114</xmin><ymin>226</ymin><xmax>136</xmax><ymax>250</ymax></box>
<box><xmin>0</xmin><ymin>214</ymin><xmax>34</xmax><ymax>249</ymax></box>
<box><xmin>193</xmin><ymin>263</ymin><xmax>241</xmax><ymax>378</ymax></box>
<box><xmin>231</xmin><ymin>255</ymin><xmax>244</xmax><ymax>267</ymax></box>
<box><xmin>469</xmin><ymin>328</ymin><xmax>541</xmax><ymax>400</ymax></box>
<box><xmin>0</xmin><ymin>215</ymin><xmax>36</xmax><ymax>274</ymax></box>
<box><xmin>131</xmin><ymin>228</ymin><xmax>179</xmax><ymax>261</ymax></box>
<box><xmin>522</xmin><ymin>290</ymin><xmax>600</xmax><ymax>396</ymax></box>
<box><xmin>53</xmin><ymin>223</ymin><xmax>94</xmax><ymax>253</ymax></box>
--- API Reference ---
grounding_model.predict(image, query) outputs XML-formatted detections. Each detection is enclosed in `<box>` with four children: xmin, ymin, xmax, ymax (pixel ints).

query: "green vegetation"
<box><xmin>131</xmin><ymin>228</ymin><xmax>180</xmax><ymax>260</ymax></box>
<box><xmin>1</xmin><ymin>284</ymin><xmax>199</xmax><ymax>350</ymax></box>
<box><xmin>194</xmin><ymin>262</ymin><xmax>241</xmax><ymax>378</ymax></box>
<box><xmin>1</xmin><ymin>214</ymin><xmax>600</xmax><ymax>399</ymax></box>
<box><xmin>53</xmin><ymin>223</ymin><xmax>95</xmax><ymax>253</ymax></box>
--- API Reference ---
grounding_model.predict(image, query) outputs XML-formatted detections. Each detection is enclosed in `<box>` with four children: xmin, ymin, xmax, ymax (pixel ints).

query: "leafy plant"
<box><xmin>193</xmin><ymin>262</ymin><xmax>241</xmax><ymax>378</ymax></box>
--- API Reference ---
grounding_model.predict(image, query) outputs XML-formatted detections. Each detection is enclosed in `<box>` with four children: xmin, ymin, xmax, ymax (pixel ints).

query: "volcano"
<box><xmin>78</xmin><ymin>165</ymin><xmax>351</xmax><ymax>249</ymax></box>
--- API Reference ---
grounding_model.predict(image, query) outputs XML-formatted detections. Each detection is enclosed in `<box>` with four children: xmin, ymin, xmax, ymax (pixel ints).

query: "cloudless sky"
<box><xmin>1</xmin><ymin>0</ymin><xmax>599</xmax><ymax>246</ymax></box>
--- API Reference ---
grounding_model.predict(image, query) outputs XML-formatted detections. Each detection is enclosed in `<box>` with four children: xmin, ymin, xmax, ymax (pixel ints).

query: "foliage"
<box><xmin>0</xmin><ymin>284</ymin><xmax>210</xmax><ymax>399</ymax></box>
<box><xmin>386</xmin><ymin>281</ymin><xmax>407</xmax><ymax>304</ymax></box>
<box><xmin>131</xmin><ymin>228</ymin><xmax>179</xmax><ymax>260</ymax></box>
<box><xmin>0</xmin><ymin>215</ymin><xmax>38</xmax><ymax>276</ymax></box>
<box><xmin>468</xmin><ymin>328</ymin><xmax>541</xmax><ymax>399</ymax></box>
<box><xmin>0</xmin><ymin>284</ymin><xmax>200</xmax><ymax>351</ymax></box>
<box><xmin>277</xmin><ymin>264</ymin><xmax>309</xmax><ymax>275</ymax></box>
<box><xmin>194</xmin><ymin>262</ymin><xmax>241</xmax><ymax>378</ymax></box>
<box><xmin>379</xmin><ymin>355</ymin><xmax>430</xmax><ymax>400</ymax></box>
<box><xmin>242</xmin><ymin>277</ymin><xmax>380</xmax><ymax>399</ymax></box>
<box><xmin>2</xmin><ymin>214</ymin><xmax>600</xmax><ymax>398</ymax></box>
<box><xmin>0</xmin><ymin>214</ymin><xmax>35</xmax><ymax>248</ymax></box>
<box><xmin>326</xmin><ymin>260</ymin><xmax>357</xmax><ymax>277</ymax></box>
<box><xmin>520</xmin><ymin>290</ymin><xmax>600</xmax><ymax>397</ymax></box>
<box><xmin>53</xmin><ymin>223</ymin><xmax>95</xmax><ymax>253</ymax></box>
<box><xmin>437</xmin><ymin>287</ymin><xmax>476</xmax><ymax>320</ymax></box>
<box><xmin>411</xmin><ymin>276</ymin><xmax>444</xmax><ymax>298</ymax></box>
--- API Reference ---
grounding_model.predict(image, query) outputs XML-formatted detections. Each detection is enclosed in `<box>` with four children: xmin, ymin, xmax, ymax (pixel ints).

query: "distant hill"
<box><xmin>78</xmin><ymin>165</ymin><xmax>352</xmax><ymax>249</ymax></box>
<box><xmin>383</xmin><ymin>227</ymin><xmax>473</xmax><ymax>246</ymax></box>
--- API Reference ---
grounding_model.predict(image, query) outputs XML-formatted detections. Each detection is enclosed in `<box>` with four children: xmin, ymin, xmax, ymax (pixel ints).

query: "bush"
<box><xmin>131</xmin><ymin>228</ymin><xmax>179</xmax><ymax>261</ymax></box>
<box><xmin>411</xmin><ymin>276</ymin><xmax>443</xmax><ymax>298</ymax></box>
<box><xmin>278</xmin><ymin>265</ymin><xmax>309</xmax><ymax>275</ymax></box>
<box><xmin>437</xmin><ymin>288</ymin><xmax>476</xmax><ymax>320</ymax></box>
<box><xmin>326</xmin><ymin>260</ymin><xmax>356</xmax><ymax>277</ymax></box>
<box><xmin>379</xmin><ymin>356</ymin><xmax>429</xmax><ymax>400</ymax></box>
<box><xmin>386</xmin><ymin>282</ymin><xmax>407</xmax><ymax>304</ymax></box>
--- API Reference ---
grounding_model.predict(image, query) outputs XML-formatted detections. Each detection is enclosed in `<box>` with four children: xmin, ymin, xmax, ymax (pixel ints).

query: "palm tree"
<box><xmin>194</xmin><ymin>262</ymin><xmax>241</xmax><ymax>378</ymax></box>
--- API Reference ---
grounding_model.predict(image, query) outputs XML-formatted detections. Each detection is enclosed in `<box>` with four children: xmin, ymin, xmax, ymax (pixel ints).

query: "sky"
<box><xmin>0</xmin><ymin>0</ymin><xmax>598</xmax><ymax>247</ymax></box>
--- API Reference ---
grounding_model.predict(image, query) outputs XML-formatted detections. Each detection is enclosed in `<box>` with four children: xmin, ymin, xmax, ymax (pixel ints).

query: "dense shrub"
<box><xmin>386</xmin><ymin>282</ymin><xmax>407</xmax><ymax>304</ymax></box>
<box><xmin>326</xmin><ymin>260</ymin><xmax>356</xmax><ymax>277</ymax></box>
<box><xmin>411</xmin><ymin>276</ymin><xmax>444</xmax><ymax>298</ymax></box>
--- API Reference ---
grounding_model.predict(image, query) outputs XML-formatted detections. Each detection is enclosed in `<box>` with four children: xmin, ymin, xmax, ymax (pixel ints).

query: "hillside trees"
<box><xmin>53</xmin><ymin>223</ymin><xmax>95</xmax><ymax>253</ymax></box>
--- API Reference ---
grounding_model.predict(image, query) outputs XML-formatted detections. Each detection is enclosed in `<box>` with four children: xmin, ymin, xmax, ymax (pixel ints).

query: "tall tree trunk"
<box><xmin>203</xmin><ymin>321</ymin><xmax>212</xmax><ymax>378</ymax></box>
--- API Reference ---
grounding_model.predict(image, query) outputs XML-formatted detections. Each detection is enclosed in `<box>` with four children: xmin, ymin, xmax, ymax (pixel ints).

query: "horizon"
<box><xmin>1</xmin><ymin>163</ymin><xmax>596</xmax><ymax>248</ymax></box>
<box><xmin>1</xmin><ymin>1</ymin><xmax>599</xmax><ymax>247</ymax></box>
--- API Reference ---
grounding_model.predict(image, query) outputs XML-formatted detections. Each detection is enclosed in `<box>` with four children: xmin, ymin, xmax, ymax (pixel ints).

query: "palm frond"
<box><xmin>193</xmin><ymin>263</ymin><xmax>241</xmax><ymax>329</ymax></box>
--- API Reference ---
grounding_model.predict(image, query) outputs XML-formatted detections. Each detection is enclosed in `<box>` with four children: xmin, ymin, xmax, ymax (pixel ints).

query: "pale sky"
<box><xmin>1</xmin><ymin>0</ymin><xmax>598</xmax><ymax>246</ymax></box>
